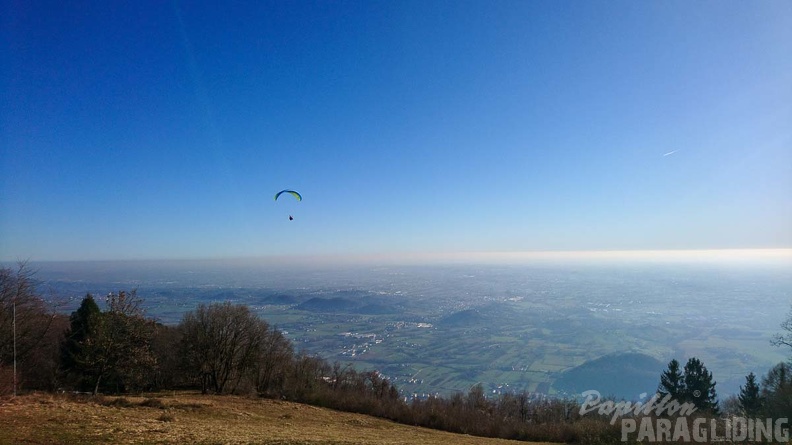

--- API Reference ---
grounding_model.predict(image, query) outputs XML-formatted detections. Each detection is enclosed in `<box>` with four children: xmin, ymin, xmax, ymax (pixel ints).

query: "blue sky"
<box><xmin>1</xmin><ymin>1</ymin><xmax>791</xmax><ymax>261</ymax></box>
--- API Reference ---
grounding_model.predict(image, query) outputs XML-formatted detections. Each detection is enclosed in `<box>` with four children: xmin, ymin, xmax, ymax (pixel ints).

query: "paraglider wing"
<box><xmin>274</xmin><ymin>190</ymin><xmax>302</xmax><ymax>201</ymax></box>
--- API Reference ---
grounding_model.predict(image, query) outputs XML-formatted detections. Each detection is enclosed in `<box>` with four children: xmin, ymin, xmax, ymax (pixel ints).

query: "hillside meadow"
<box><xmin>0</xmin><ymin>392</ymin><xmax>552</xmax><ymax>445</ymax></box>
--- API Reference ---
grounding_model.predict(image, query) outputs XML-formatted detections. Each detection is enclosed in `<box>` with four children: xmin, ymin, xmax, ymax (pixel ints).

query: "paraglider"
<box><xmin>274</xmin><ymin>190</ymin><xmax>302</xmax><ymax>201</ymax></box>
<box><xmin>275</xmin><ymin>189</ymin><xmax>301</xmax><ymax>220</ymax></box>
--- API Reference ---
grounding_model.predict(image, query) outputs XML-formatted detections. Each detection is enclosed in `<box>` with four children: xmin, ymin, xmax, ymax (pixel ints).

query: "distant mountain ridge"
<box><xmin>295</xmin><ymin>292</ymin><xmax>400</xmax><ymax>314</ymax></box>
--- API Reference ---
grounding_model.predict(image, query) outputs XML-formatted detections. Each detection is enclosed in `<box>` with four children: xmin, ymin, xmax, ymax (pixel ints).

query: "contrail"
<box><xmin>662</xmin><ymin>150</ymin><xmax>679</xmax><ymax>157</ymax></box>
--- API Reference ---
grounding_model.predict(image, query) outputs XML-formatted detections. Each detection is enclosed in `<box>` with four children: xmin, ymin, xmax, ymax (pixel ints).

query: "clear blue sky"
<box><xmin>2</xmin><ymin>1</ymin><xmax>791</xmax><ymax>261</ymax></box>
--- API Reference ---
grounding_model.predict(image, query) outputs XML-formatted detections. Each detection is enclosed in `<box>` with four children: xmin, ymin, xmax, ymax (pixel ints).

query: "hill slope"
<box><xmin>552</xmin><ymin>352</ymin><xmax>665</xmax><ymax>399</ymax></box>
<box><xmin>0</xmin><ymin>392</ymin><xmax>547</xmax><ymax>445</ymax></box>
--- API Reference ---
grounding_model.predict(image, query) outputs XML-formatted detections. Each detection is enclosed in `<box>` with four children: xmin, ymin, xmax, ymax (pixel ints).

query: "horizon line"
<box><xmin>5</xmin><ymin>247</ymin><xmax>791</xmax><ymax>265</ymax></box>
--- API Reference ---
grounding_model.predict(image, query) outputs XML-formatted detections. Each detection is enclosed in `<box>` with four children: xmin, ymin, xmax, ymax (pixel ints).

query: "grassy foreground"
<box><xmin>0</xmin><ymin>392</ymin><xmax>553</xmax><ymax>445</ymax></box>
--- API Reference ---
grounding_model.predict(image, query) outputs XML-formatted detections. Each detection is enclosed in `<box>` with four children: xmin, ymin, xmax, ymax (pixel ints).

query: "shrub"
<box><xmin>140</xmin><ymin>397</ymin><xmax>166</xmax><ymax>409</ymax></box>
<box><xmin>157</xmin><ymin>412</ymin><xmax>176</xmax><ymax>422</ymax></box>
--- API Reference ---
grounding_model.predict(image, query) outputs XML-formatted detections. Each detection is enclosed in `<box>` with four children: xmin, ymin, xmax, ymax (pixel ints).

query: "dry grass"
<box><xmin>0</xmin><ymin>392</ymin><xmax>554</xmax><ymax>445</ymax></box>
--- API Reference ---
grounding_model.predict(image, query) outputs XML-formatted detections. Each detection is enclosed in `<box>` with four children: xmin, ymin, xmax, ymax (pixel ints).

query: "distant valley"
<box><xmin>30</xmin><ymin>258</ymin><xmax>792</xmax><ymax>399</ymax></box>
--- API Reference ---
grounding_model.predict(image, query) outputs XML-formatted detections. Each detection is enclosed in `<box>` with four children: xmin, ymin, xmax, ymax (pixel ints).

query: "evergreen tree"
<box><xmin>658</xmin><ymin>359</ymin><xmax>685</xmax><ymax>400</ymax></box>
<box><xmin>683</xmin><ymin>357</ymin><xmax>719</xmax><ymax>414</ymax></box>
<box><xmin>738</xmin><ymin>372</ymin><xmax>762</xmax><ymax>415</ymax></box>
<box><xmin>60</xmin><ymin>294</ymin><xmax>101</xmax><ymax>391</ymax></box>
<box><xmin>760</xmin><ymin>362</ymin><xmax>792</xmax><ymax>419</ymax></box>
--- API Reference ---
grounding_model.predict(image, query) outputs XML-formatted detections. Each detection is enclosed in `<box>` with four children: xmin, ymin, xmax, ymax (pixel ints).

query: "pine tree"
<box><xmin>760</xmin><ymin>362</ymin><xmax>792</xmax><ymax>419</ymax></box>
<box><xmin>658</xmin><ymin>359</ymin><xmax>685</xmax><ymax>400</ymax></box>
<box><xmin>60</xmin><ymin>294</ymin><xmax>101</xmax><ymax>391</ymax></box>
<box><xmin>738</xmin><ymin>372</ymin><xmax>762</xmax><ymax>415</ymax></box>
<box><xmin>683</xmin><ymin>357</ymin><xmax>719</xmax><ymax>414</ymax></box>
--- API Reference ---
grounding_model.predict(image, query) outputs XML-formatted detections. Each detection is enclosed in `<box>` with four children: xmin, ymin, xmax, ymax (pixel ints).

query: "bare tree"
<box><xmin>104</xmin><ymin>290</ymin><xmax>157</xmax><ymax>392</ymax></box>
<box><xmin>0</xmin><ymin>263</ymin><xmax>58</xmax><ymax>393</ymax></box>
<box><xmin>180</xmin><ymin>302</ymin><xmax>266</xmax><ymax>394</ymax></box>
<box><xmin>251</xmin><ymin>328</ymin><xmax>293</xmax><ymax>395</ymax></box>
<box><xmin>771</xmin><ymin>307</ymin><xmax>792</xmax><ymax>353</ymax></box>
<box><xmin>69</xmin><ymin>291</ymin><xmax>158</xmax><ymax>394</ymax></box>
<box><xmin>284</xmin><ymin>352</ymin><xmax>326</xmax><ymax>400</ymax></box>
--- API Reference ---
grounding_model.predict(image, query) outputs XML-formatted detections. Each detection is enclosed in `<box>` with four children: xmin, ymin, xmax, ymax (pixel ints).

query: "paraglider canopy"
<box><xmin>274</xmin><ymin>190</ymin><xmax>302</xmax><ymax>201</ymax></box>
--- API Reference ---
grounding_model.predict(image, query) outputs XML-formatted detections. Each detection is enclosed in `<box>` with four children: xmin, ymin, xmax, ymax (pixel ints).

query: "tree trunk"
<box><xmin>93</xmin><ymin>374</ymin><xmax>102</xmax><ymax>396</ymax></box>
